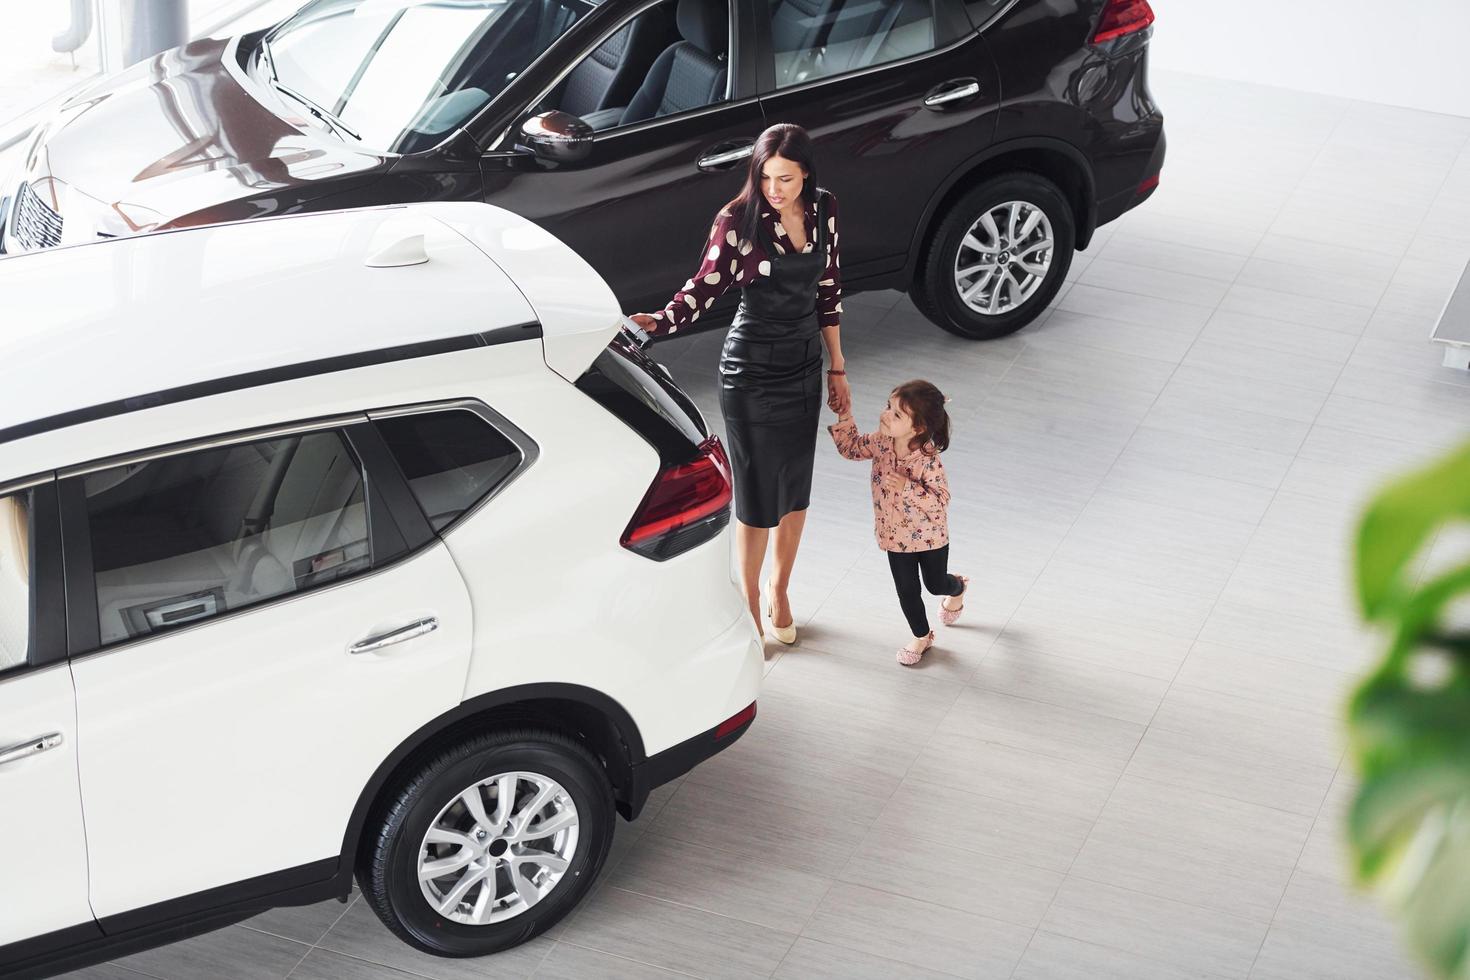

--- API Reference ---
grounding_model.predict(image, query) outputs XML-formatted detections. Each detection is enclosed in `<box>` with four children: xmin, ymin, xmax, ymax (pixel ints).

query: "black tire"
<box><xmin>359</xmin><ymin>729</ymin><xmax>614</xmax><ymax>958</ymax></box>
<box><xmin>915</xmin><ymin>172</ymin><xmax>1076</xmax><ymax>340</ymax></box>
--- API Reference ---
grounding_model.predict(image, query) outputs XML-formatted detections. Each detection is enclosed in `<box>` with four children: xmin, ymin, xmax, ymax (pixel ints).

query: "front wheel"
<box><xmin>358</xmin><ymin>729</ymin><xmax>614</xmax><ymax>957</ymax></box>
<box><xmin>913</xmin><ymin>173</ymin><xmax>1076</xmax><ymax>340</ymax></box>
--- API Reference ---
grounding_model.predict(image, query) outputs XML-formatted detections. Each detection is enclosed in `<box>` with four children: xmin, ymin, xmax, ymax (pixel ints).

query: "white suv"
<box><xmin>0</xmin><ymin>203</ymin><xmax>761</xmax><ymax>978</ymax></box>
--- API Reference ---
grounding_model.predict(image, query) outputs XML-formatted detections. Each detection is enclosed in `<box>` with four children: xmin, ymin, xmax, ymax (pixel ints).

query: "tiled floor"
<box><xmin>67</xmin><ymin>70</ymin><xmax>1470</xmax><ymax>979</ymax></box>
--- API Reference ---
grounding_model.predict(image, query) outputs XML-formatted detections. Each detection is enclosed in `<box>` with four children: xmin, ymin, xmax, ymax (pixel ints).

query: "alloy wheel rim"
<box><xmin>417</xmin><ymin>771</ymin><xmax>580</xmax><ymax>925</ymax></box>
<box><xmin>953</xmin><ymin>201</ymin><xmax>1054</xmax><ymax>316</ymax></box>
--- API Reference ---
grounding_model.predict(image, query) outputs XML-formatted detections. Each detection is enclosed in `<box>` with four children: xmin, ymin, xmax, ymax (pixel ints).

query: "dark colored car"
<box><xmin>0</xmin><ymin>0</ymin><xmax>1164</xmax><ymax>339</ymax></box>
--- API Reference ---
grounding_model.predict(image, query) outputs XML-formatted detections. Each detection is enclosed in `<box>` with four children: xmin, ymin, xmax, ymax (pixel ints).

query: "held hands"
<box><xmin>826</xmin><ymin>371</ymin><xmax>852</xmax><ymax>415</ymax></box>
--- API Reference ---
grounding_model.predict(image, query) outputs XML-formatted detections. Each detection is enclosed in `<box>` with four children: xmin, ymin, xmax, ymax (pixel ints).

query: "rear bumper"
<box><xmin>1096</xmin><ymin>125</ymin><xmax>1166</xmax><ymax>229</ymax></box>
<box><xmin>623</xmin><ymin>700</ymin><xmax>756</xmax><ymax>820</ymax></box>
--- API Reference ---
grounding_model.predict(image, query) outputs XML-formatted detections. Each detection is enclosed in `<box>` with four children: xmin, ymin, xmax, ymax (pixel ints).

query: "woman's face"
<box><xmin>879</xmin><ymin>395</ymin><xmax>919</xmax><ymax>445</ymax></box>
<box><xmin>760</xmin><ymin>154</ymin><xmax>806</xmax><ymax>211</ymax></box>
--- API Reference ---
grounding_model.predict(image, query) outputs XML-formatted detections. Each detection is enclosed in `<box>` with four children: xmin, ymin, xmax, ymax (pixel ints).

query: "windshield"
<box><xmin>259</xmin><ymin>0</ymin><xmax>590</xmax><ymax>153</ymax></box>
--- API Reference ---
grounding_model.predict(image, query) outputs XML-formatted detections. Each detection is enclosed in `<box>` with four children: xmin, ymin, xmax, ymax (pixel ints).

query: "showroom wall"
<box><xmin>1148</xmin><ymin>0</ymin><xmax>1470</xmax><ymax>119</ymax></box>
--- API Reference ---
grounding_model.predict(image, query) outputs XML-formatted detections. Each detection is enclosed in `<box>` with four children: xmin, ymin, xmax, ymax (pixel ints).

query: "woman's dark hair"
<box><xmin>728</xmin><ymin>124</ymin><xmax>819</xmax><ymax>247</ymax></box>
<box><xmin>893</xmin><ymin>379</ymin><xmax>952</xmax><ymax>455</ymax></box>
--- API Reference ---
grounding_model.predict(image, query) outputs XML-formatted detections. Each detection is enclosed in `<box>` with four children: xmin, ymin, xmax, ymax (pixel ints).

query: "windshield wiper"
<box><xmin>272</xmin><ymin>81</ymin><xmax>362</xmax><ymax>142</ymax></box>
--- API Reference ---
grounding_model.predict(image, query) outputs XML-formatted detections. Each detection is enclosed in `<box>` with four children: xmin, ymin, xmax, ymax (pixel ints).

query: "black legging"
<box><xmin>887</xmin><ymin>545</ymin><xmax>963</xmax><ymax>637</ymax></box>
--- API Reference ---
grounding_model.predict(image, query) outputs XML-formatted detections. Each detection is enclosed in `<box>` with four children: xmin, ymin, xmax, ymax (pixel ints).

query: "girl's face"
<box><xmin>879</xmin><ymin>394</ymin><xmax>921</xmax><ymax>446</ymax></box>
<box><xmin>760</xmin><ymin>154</ymin><xmax>806</xmax><ymax>211</ymax></box>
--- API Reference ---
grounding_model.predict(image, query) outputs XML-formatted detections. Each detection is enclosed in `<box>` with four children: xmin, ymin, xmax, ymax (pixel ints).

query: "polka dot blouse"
<box><xmin>649</xmin><ymin>191</ymin><xmax>843</xmax><ymax>335</ymax></box>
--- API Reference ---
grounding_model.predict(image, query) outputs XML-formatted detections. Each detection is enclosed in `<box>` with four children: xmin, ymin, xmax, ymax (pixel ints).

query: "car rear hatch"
<box><xmin>574</xmin><ymin>331</ymin><xmax>732</xmax><ymax>561</ymax></box>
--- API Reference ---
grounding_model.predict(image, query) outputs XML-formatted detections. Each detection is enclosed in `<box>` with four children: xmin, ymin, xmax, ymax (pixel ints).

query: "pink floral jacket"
<box><xmin>828</xmin><ymin>417</ymin><xmax>950</xmax><ymax>553</ymax></box>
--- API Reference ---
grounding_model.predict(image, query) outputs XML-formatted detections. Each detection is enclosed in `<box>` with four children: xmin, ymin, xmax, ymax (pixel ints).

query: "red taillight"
<box><xmin>621</xmin><ymin>436</ymin><xmax>732</xmax><ymax>555</ymax></box>
<box><xmin>1138</xmin><ymin>172</ymin><xmax>1161</xmax><ymax>195</ymax></box>
<box><xmin>1093</xmin><ymin>0</ymin><xmax>1154</xmax><ymax>44</ymax></box>
<box><xmin>715</xmin><ymin>702</ymin><xmax>756</xmax><ymax>739</ymax></box>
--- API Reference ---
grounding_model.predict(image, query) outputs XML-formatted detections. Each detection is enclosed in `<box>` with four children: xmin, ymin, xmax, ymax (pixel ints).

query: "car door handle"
<box><xmin>924</xmin><ymin>80</ymin><xmax>981</xmax><ymax>108</ymax></box>
<box><xmin>697</xmin><ymin>140</ymin><xmax>755</xmax><ymax>172</ymax></box>
<box><xmin>350</xmin><ymin>617</ymin><xmax>439</xmax><ymax>655</ymax></box>
<box><xmin>0</xmin><ymin>732</ymin><xmax>63</xmax><ymax>767</ymax></box>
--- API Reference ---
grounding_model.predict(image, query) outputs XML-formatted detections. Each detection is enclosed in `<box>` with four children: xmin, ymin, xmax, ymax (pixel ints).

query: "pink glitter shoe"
<box><xmin>897</xmin><ymin>631</ymin><xmax>934</xmax><ymax>666</ymax></box>
<box><xmin>940</xmin><ymin>576</ymin><xmax>969</xmax><ymax>627</ymax></box>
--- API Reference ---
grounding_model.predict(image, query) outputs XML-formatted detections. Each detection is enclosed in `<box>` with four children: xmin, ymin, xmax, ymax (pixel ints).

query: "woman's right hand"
<box><xmin>628</xmin><ymin>313</ymin><xmax>658</xmax><ymax>334</ymax></box>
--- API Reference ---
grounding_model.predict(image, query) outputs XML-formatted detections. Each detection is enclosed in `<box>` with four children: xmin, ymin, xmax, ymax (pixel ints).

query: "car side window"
<box><xmin>0</xmin><ymin>491</ymin><xmax>32</xmax><ymax>672</ymax></box>
<box><xmin>375</xmin><ymin>410</ymin><xmax>523</xmax><ymax>533</ymax></box>
<box><xmin>542</xmin><ymin>0</ymin><xmax>729</xmax><ymax>131</ymax></box>
<box><xmin>85</xmin><ymin>430</ymin><xmax>394</xmax><ymax>646</ymax></box>
<box><xmin>766</xmin><ymin>0</ymin><xmax>940</xmax><ymax>90</ymax></box>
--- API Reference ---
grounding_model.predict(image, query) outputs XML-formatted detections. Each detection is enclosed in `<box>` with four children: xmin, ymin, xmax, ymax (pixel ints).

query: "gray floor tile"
<box><xmin>608</xmin><ymin>833</ymin><xmax>831</xmax><ymax>933</ymax></box>
<box><xmin>1170</xmin><ymin>640</ymin><xmax>1359</xmax><ymax>720</ymax></box>
<box><xmin>975</xmin><ymin>640</ymin><xmax>1170</xmax><ymax>725</ymax></box>
<box><xmin>1125</xmin><ymin>723</ymin><xmax>1336</xmax><ymax>819</ymax></box>
<box><xmin>244</xmin><ymin>895</ymin><xmax>356</xmax><ymax>946</ymax></box>
<box><xmin>1059</xmin><ymin>282</ymin><xmax>1218</xmax><ymax>332</ymax></box>
<box><xmin>1041</xmin><ymin>878</ymin><xmax>1270</xmax><ymax>980</ymax></box>
<box><xmin>1014</xmin><ymin>931</ymin><xmax>1236</xmax><ymax>980</ymax></box>
<box><xmin>1119</xmin><ymin>424</ymin><xmax>1296</xmax><ymax>491</ymax></box>
<box><xmin>837</xmin><ymin>827</ymin><xmax>1063</xmax><ymax>929</ymax></box>
<box><xmin>1069</xmin><ymin>775</ymin><xmax>1313</xmax><ymax>920</ymax></box>
<box><xmin>1081</xmin><ymin>258</ymin><xmax>1233</xmax><ymax>308</ymax></box>
<box><xmin>560</xmin><ymin>887</ymin><xmax>796</xmax><ymax>980</ymax></box>
<box><xmin>772</xmin><ymin>937</ymin><xmax>961</xmax><ymax>979</ymax></box>
<box><xmin>1023</xmin><ymin>308</ymin><xmax>1201</xmax><ymax>363</ymax></box>
<box><xmin>288</xmin><ymin>948</ymin><xmax>423</xmax><ymax>980</ymax></box>
<box><xmin>871</xmin><ymin>776</ymin><xmax>1094</xmax><ymax>875</ymax></box>
<box><xmin>112</xmin><ymin>926</ymin><xmax>309</xmax><ymax>980</ymax></box>
<box><xmin>532</xmin><ymin>943</ymin><xmax>696</xmax><ymax>978</ymax></box>
<box><xmin>651</xmin><ymin>778</ymin><xmax>870</xmax><ymax>876</ymax></box>
<box><xmin>1249</xmin><ymin>871</ymin><xmax>1421</xmax><ymax>980</ymax></box>
<box><xmin>988</xmin><ymin>612</ymin><xmax>1195</xmax><ymax>682</ymax></box>
<box><xmin>938</xmin><ymin>686</ymin><xmax>1146</xmax><ymax>770</ymax></box>
<box><xmin>801</xmin><ymin>882</ymin><xmax>1034</xmax><ymax>980</ymax></box>
<box><xmin>57</xmin><ymin>966</ymin><xmax>163</xmax><ymax>980</ymax></box>
<box><xmin>907</xmin><ymin>731</ymin><xmax>1121</xmax><ymax>822</ymax></box>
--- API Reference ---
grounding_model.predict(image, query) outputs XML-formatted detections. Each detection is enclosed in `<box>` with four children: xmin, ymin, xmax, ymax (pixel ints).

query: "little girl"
<box><xmin>829</xmin><ymin>380</ymin><xmax>967</xmax><ymax>666</ymax></box>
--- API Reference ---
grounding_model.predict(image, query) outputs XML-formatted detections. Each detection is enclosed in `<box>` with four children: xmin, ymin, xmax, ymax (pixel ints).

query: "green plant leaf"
<box><xmin>1350</xmin><ymin>763</ymin><xmax>1470</xmax><ymax>979</ymax></box>
<box><xmin>1355</xmin><ymin>441</ymin><xmax>1470</xmax><ymax>622</ymax></box>
<box><xmin>1350</xmin><ymin>439</ymin><xmax>1470</xmax><ymax>978</ymax></box>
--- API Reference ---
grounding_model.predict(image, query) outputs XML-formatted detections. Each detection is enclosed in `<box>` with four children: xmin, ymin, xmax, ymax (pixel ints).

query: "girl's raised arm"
<box><xmin>828</xmin><ymin>415</ymin><xmax>881</xmax><ymax>460</ymax></box>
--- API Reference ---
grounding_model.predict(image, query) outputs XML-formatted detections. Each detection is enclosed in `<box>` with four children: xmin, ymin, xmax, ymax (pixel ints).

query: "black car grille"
<box><xmin>12</xmin><ymin>181</ymin><xmax>64</xmax><ymax>250</ymax></box>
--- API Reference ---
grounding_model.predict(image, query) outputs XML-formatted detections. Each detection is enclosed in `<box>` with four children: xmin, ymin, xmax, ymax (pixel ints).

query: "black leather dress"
<box><xmin>717</xmin><ymin>193</ymin><xmax>829</xmax><ymax>528</ymax></box>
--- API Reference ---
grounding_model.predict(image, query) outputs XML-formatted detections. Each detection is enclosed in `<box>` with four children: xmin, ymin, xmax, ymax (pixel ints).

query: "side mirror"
<box><xmin>519</xmin><ymin>111</ymin><xmax>594</xmax><ymax>164</ymax></box>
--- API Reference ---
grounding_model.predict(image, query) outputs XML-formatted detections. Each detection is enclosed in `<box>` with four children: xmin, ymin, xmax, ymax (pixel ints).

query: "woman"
<box><xmin>631</xmin><ymin>123</ymin><xmax>851</xmax><ymax>645</ymax></box>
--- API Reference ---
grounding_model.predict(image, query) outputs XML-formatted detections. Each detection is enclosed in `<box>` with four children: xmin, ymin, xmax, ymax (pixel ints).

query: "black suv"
<box><xmin>0</xmin><ymin>0</ymin><xmax>1164</xmax><ymax>339</ymax></box>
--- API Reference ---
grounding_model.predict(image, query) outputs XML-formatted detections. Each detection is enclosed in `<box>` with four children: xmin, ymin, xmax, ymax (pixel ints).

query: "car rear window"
<box><xmin>375</xmin><ymin>409</ymin><xmax>524</xmax><ymax>533</ymax></box>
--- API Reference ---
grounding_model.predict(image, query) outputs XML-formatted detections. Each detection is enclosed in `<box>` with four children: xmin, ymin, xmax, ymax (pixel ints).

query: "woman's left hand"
<box><xmin>827</xmin><ymin>372</ymin><xmax>851</xmax><ymax>414</ymax></box>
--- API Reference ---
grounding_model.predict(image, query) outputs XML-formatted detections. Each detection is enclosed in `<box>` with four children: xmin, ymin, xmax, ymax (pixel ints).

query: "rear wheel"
<box><xmin>915</xmin><ymin>173</ymin><xmax>1076</xmax><ymax>340</ymax></box>
<box><xmin>359</xmin><ymin>729</ymin><xmax>614</xmax><ymax>957</ymax></box>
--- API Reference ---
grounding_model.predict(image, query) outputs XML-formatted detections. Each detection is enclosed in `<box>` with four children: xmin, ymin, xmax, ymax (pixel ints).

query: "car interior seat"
<box><xmin>556</xmin><ymin>3</ymin><xmax>677</xmax><ymax>129</ymax></box>
<box><xmin>620</xmin><ymin>0</ymin><xmax>729</xmax><ymax>125</ymax></box>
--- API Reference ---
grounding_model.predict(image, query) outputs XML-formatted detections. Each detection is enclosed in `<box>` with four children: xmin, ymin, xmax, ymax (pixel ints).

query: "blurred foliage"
<box><xmin>1350</xmin><ymin>440</ymin><xmax>1470</xmax><ymax>980</ymax></box>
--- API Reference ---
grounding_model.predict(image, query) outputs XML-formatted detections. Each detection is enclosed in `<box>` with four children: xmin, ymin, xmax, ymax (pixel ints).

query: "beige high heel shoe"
<box><xmin>765</xmin><ymin>581</ymin><xmax>797</xmax><ymax>645</ymax></box>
